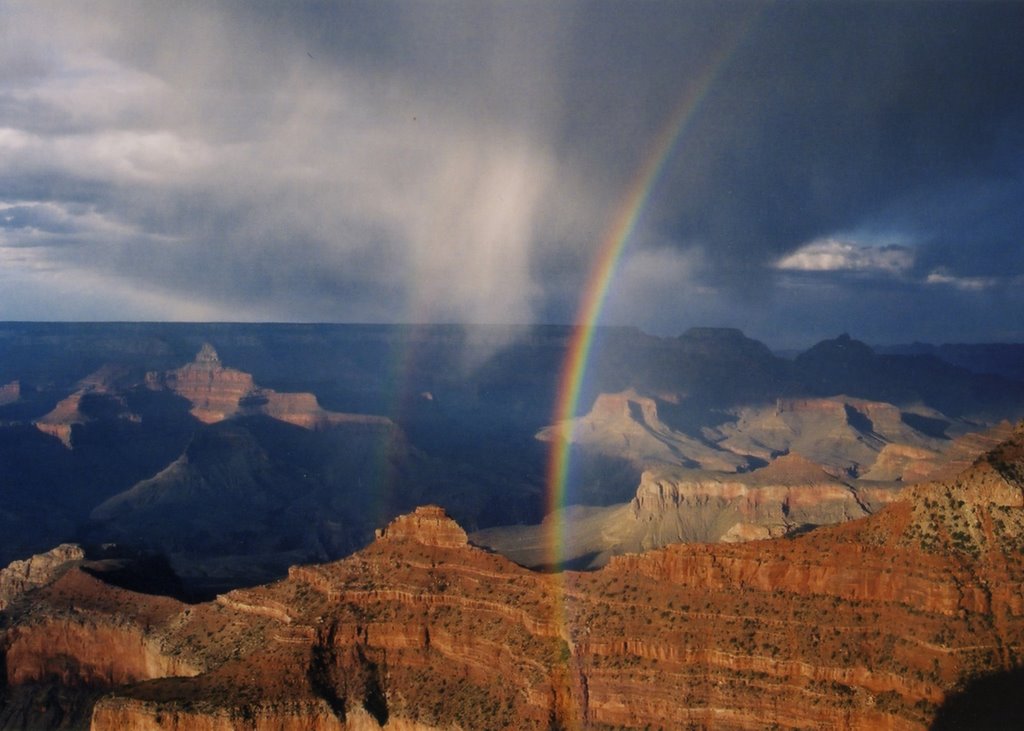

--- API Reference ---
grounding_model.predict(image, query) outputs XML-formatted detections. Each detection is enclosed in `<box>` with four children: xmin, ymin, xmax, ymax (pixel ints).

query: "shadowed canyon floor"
<box><xmin>3</xmin><ymin>424</ymin><xmax>1024</xmax><ymax>729</ymax></box>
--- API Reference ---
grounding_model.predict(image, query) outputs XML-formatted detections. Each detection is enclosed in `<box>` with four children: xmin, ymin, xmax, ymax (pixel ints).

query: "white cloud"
<box><xmin>774</xmin><ymin>237</ymin><xmax>914</xmax><ymax>274</ymax></box>
<box><xmin>924</xmin><ymin>270</ymin><xmax>998</xmax><ymax>291</ymax></box>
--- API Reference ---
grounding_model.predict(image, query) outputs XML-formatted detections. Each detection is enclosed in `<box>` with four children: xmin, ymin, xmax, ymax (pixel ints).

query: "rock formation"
<box><xmin>477</xmin><ymin>425</ymin><xmax>1016</xmax><ymax>570</ymax></box>
<box><xmin>539</xmin><ymin>390</ymin><xmax>975</xmax><ymax>483</ymax></box>
<box><xmin>147</xmin><ymin>343</ymin><xmax>256</xmax><ymax>424</ymax></box>
<box><xmin>374</xmin><ymin>505</ymin><xmax>470</xmax><ymax>547</ymax></box>
<box><xmin>707</xmin><ymin>396</ymin><xmax>957</xmax><ymax>477</ymax></box>
<box><xmin>473</xmin><ymin>451</ymin><xmax>901</xmax><ymax>569</ymax></box>
<box><xmin>0</xmin><ymin>544</ymin><xmax>84</xmax><ymax>611</ymax></box>
<box><xmin>536</xmin><ymin>389</ymin><xmax>750</xmax><ymax>472</ymax></box>
<box><xmin>3</xmin><ymin>426</ymin><xmax>1024</xmax><ymax>729</ymax></box>
<box><xmin>86</xmin><ymin>417</ymin><xmax>409</xmax><ymax>591</ymax></box>
<box><xmin>147</xmin><ymin>344</ymin><xmax>391</xmax><ymax>431</ymax></box>
<box><xmin>33</xmin><ymin>366</ymin><xmax>137</xmax><ymax>448</ymax></box>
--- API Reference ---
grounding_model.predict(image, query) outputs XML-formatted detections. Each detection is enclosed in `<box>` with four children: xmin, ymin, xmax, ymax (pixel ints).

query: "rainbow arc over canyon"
<box><xmin>543</xmin><ymin>18</ymin><xmax>754</xmax><ymax>573</ymax></box>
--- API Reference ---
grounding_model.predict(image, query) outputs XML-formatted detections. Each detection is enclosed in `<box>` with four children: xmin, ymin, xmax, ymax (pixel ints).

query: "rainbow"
<box><xmin>544</xmin><ymin>17</ymin><xmax>755</xmax><ymax>573</ymax></box>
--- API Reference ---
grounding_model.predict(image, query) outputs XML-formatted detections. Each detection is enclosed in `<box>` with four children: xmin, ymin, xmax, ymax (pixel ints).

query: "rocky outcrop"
<box><xmin>148</xmin><ymin>344</ymin><xmax>392</xmax><ymax>431</ymax></box>
<box><xmin>85</xmin><ymin>416</ymin><xmax>410</xmax><ymax>591</ymax></box>
<box><xmin>483</xmin><ymin>413</ymin><xmax>1014</xmax><ymax>570</ymax></box>
<box><xmin>708</xmin><ymin>395</ymin><xmax>954</xmax><ymax>477</ymax></box>
<box><xmin>147</xmin><ymin>344</ymin><xmax>257</xmax><ymax>424</ymax></box>
<box><xmin>5</xmin><ymin>618</ymin><xmax>196</xmax><ymax>688</ymax></box>
<box><xmin>374</xmin><ymin>505</ymin><xmax>469</xmax><ymax>548</ymax></box>
<box><xmin>90</xmin><ymin>699</ymin><xmax>348</xmax><ymax>731</ymax></box>
<box><xmin>4</xmin><ymin>430</ymin><xmax>1024</xmax><ymax>729</ymax></box>
<box><xmin>536</xmin><ymin>389</ymin><xmax>750</xmax><ymax>472</ymax></box>
<box><xmin>538</xmin><ymin>390</ymin><xmax>980</xmax><ymax>484</ymax></box>
<box><xmin>865</xmin><ymin>422</ymin><xmax>1018</xmax><ymax>483</ymax></box>
<box><xmin>864</xmin><ymin>442</ymin><xmax>943</xmax><ymax>481</ymax></box>
<box><xmin>629</xmin><ymin>456</ymin><xmax>872</xmax><ymax>538</ymax></box>
<box><xmin>91</xmin><ymin>700</ymin><xmax>443</xmax><ymax>731</ymax></box>
<box><xmin>33</xmin><ymin>366</ymin><xmax>137</xmax><ymax>448</ymax></box>
<box><xmin>473</xmin><ymin>452</ymin><xmax>900</xmax><ymax>568</ymax></box>
<box><xmin>0</xmin><ymin>543</ymin><xmax>84</xmax><ymax>611</ymax></box>
<box><xmin>33</xmin><ymin>392</ymin><xmax>85</xmax><ymax>447</ymax></box>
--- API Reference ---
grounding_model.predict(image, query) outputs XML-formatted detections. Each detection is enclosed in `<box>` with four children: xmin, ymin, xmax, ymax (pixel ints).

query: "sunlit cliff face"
<box><xmin>7</xmin><ymin>423</ymin><xmax>1024</xmax><ymax>731</ymax></box>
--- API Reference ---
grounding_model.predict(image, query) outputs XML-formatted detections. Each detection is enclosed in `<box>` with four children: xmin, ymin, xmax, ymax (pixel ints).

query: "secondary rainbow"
<box><xmin>544</xmin><ymin>18</ymin><xmax>754</xmax><ymax>571</ymax></box>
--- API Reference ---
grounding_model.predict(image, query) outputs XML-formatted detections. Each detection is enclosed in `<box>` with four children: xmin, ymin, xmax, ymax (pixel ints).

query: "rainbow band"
<box><xmin>544</xmin><ymin>16</ymin><xmax>755</xmax><ymax>571</ymax></box>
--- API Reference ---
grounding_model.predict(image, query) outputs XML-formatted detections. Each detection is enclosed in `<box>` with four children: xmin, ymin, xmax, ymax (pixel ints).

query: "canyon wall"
<box><xmin>2</xmin><ymin>430</ymin><xmax>1024</xmax><ymax>729</ymax></box>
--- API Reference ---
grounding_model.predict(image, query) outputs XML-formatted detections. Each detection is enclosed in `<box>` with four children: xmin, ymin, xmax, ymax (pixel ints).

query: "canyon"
<box><xmin>2</xmin><ymin>425</ymin><xmax>1024</xmax><ymax>729</ymax></box>
<box><xmin>3</xmin><ymin>323</ymin><xmax>1024</xmax><ymax>728</ymax></box>
<box><xmin>3</xmin><ymin>324</ymin><xmax>1024</xmax><ymax>585</ymax></box>
<box><xmin>481</xmin><ymin>390</ymin><xmax>1016</xmax><ymax>569</ymax></box>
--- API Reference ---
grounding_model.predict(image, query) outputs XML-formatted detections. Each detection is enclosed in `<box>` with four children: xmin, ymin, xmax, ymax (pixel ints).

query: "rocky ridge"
<box><xmin>473</xmin><ymin>452</ymin><xmax>898</xmax><ymax>569</ymax></box>
<box><xmin>34</xmin><ymin>366</ymin><xmax>138</xmax><ymax>448</ymax></box>
<box><xmin>474</xmin><ymin>426</ymin><xmax>1013</xmax><ymax>571</ymax></box>
<box><xmin>490</xmin><ymin>393</ymin><xmax>1009</xmax><ymax>568</ymax></box>
<box><xmin>3</xmin><ymin>426</ymin><xmax>1024</xmax><ymax>728</ymax></box>
<box><xmin>0</xmin><ymin>544</ymin><xmax>84</xmax><ymax>611</ymax></box>
<box><xmin>543</xmin><ymin>390</ymin><xmax>976</xmax><ymax>481</ymax></box>
<box><xmin>537</xmin><ymin>389</ymin><xmax>750</xmax><ymax>472</ymax></box>
<box><xmin>147</xmin><ymin>344</ymin><xmax>390</xmax><ymax>431</ymax></box>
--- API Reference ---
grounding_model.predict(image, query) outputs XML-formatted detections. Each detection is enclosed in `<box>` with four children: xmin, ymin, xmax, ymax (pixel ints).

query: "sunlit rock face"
<box><xmin>33</xmin><ymin>366</ymin><xmax>138</xmax><ymax>448</ymax></box>
<box><xmin>147</xmin><ymin>344</ymin><xmax>257</xmax><ymax>424</ymax></box>
<box><xmin>488</xmin><ymin>390</ymin><xmax>1013</xmax><ymax>569</ymax></box>
<box><xmin>539</xmin><ymin>389</ymin><xmax>983</xmax><ymax>481</ymax></box>
<box><xmin>3</xmin><ymin>428</ymin><xmax>1024</xmax><ymax>730</ymax></box>
<box><xmin>0</xmin><ymin>543</ymin><xmax>84</xmax><ymax>611</ymax></box>
<box><xmin>536</xmin><ymin>389</ymin><xmax>750</xmax><ymax>472</ymax></box>
<box><xmin>374</xmin><ymin>505</ymin><xmax>469</xmax><ymax>548</ymax></box>
<box><xmin>146</xmin><ymin>343</ymin><xmax>394</xmax><ymax>431</ymax></box>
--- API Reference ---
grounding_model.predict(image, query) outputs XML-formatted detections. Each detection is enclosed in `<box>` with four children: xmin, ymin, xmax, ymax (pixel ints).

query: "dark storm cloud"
<box><xmin>644</xmin><ymin>2</ymin><xmax>1024</xmax><ymax>262</ymax></box>
<box><xmin>1</xmin><ymin>0</ymin><xmax>1022</xmax><ymax>344</ymax></box>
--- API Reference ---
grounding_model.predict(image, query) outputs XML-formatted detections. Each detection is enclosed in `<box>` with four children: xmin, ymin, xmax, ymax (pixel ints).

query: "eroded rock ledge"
<box><xmin>2</xmin><ymin>428</ymin><xmax>1024</xmax><ymax>729</ymax></box>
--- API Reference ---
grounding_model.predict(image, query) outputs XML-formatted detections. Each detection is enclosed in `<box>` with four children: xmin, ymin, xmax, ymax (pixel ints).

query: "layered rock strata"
<box><xmin>147</xmin><ymin>344</ymin><xmax>391</xmax><ymax>431</ymax></box>
<box><xmin>473</xmin><ymin>452</ymin><xmax>902</xmax><ymax>569</ymax></box>
<box><xmin>542</xmin><ymin>390</ymin><xmax>977</xmax><ymax>481</ymax></box>
<box><xmin>3</xmin><ymin>435</ymin><xmax>1024</xmax><ymax>729</ymax></box>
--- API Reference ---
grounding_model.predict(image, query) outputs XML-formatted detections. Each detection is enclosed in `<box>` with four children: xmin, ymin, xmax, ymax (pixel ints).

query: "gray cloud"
<box><xmin>1</xmin><ymin>1</ymin><xmax>1022</xmax><ymax>346</ymax></box>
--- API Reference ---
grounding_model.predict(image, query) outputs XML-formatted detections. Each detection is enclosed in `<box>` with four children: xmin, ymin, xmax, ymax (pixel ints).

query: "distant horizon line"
<box><xmin>2</xmin><ymin>320</ymin><xmax>1023</xmax><ymax>349</ymax></box>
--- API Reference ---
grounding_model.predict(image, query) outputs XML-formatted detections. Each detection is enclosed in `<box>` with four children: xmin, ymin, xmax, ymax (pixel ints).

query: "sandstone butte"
<box><xmin>4</xmin><ymin>426</ymin><xmax>1024</xmax><ymax>729</ymax></box>
<box><xmin>146</xmin><ymin>343</ymin><xmax>391</xmax><ymax>431</ymax></box>
<box><xmin>32</xmin><ymin>345</ymin><xmax>394</xmax><ymax>450</ymax></box>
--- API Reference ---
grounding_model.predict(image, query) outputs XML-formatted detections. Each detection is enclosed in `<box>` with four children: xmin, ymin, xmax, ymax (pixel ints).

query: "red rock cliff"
<box><xmin>3</xmin><ymin>431</ymin><xmax>1024</xmax><ymax>729</ymax></box>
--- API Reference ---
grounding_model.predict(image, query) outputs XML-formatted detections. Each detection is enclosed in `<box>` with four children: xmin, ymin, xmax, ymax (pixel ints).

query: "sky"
<box><xmin>1</xmin><ymin>0</ymin><xmax>1022</xmax><ymax>349</ymax></box>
